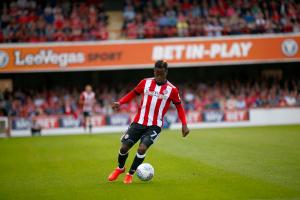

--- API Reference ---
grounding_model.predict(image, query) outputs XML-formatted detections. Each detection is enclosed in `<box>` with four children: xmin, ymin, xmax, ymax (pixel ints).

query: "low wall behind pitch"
<box><xmin>171</xmin><ymin>107</ymin><xmax>300</xmax><ymax>129</ymax></box>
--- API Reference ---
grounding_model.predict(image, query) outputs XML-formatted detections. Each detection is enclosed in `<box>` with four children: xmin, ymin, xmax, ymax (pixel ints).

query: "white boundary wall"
<box><xmin>0</xmin><ymin>117</ymin><xmax>8</xmax><ymax>128</ymax></box>
<box><xmin>172</xmin><ymin>108</ymin><xmax>300</xmax><ymax>129</ymax></box>
<box><xmin>10</xmin><ymin>108</ymin><xmax>300</xmax><ymax>137</ymax></box>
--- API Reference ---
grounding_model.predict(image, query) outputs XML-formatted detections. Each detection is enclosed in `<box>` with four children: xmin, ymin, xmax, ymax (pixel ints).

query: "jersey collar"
<box><xmin>155</xmin><ymin>79</ymin><xmax>167</xmax><ymax>86</ymax></box>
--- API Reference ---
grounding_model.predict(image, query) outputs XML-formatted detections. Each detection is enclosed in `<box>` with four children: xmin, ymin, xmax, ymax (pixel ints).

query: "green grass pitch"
<box><xmin>1</xmin><ymin>125</ymin><xmax>300</xmax><ymax>200</ymax></box>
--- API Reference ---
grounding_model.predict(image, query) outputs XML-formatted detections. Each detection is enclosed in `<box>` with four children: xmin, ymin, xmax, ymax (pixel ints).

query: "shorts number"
<box><xmin>150</xmin><ymin>130</ymin><xmax>159</xmax><ymax>142</ymax></box>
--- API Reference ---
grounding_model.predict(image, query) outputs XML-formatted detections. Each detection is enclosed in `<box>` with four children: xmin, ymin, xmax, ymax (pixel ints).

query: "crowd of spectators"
<box><xmin>0</xmin><ymin>77</ymin><xmax>299</xmax><ymax>118</ymax></box>
<box><xmin>123</xmin><ymin>0</ymin><xmax>300</xmax><ymax>39</ymax></box>
<box><xmin>180</xmin><ymin>78</ymin><xmax>300</xmax><ymax>112</ymax></box>
<box><xmin>1</xmin><ymin>0</ymin><xmax>300</xmax><ymax>43</ymax></box>
<box><xmin>0</xmin><ymin>0</ymin><xmax>109</xmax><ymax>43</ymax></box>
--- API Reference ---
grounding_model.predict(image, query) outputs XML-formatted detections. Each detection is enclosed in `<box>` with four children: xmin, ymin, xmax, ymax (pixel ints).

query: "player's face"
<box><xmin>86</xmin><ymin>86</ymin><xmax>92</xmax><ymax>92</ymax></box>
<box><xmin>154</xmin><ymin>68</ymin><xmax>167</xmax><ymax>83</ymax></box>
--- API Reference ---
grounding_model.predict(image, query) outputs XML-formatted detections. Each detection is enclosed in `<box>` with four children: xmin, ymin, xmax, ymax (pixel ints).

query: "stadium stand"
<box><xmin>122</xmin><ymin>0</ymin><xmax>300</xmax><ymax>39</ymax></box>
<box><xmin>0</xmin><ymin>0</ymin><xmax>299</xmax><ymax>131</ymax></box>
<box><xmin>0</xmin><ymin>0</ymin><xmax>109</xmax><ymax>42</ymax></box>
<box><xmin>1</xmin><ymin>0</ymin><xmax>300</xmax><ymax>42</ymax></box>
<box><xmin>0</xmin><ymin>77</ymin><xmax>299</xmax><ymax>118</ymax></box>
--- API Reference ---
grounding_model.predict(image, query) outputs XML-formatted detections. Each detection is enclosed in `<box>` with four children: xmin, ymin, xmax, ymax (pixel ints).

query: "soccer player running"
<box><xmin>79</xmin><ymin>85</ymin><xmax>95</xmax><ymax>133</ymax></box>
<box><xmin>108</xmin><ymin>60</ymin><xmax>190</xmax><ymax>184</ymax></box>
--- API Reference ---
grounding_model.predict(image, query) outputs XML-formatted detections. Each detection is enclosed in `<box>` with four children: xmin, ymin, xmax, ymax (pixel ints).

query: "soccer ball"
<box><xmin>136</xmin><ymin>163</ymin><xmax>154</xmax><ymax>181</ymax></box>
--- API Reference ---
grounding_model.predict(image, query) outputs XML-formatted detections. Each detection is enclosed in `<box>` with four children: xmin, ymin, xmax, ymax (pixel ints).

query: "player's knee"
<box><xmin>140</xmin><ymin>136</ymin><xmax>153</xmax><ymax>150</ymax></box>
<box><xmin>137</xmin><ymin>144</ymin><xmax>148</xmax><ymax>155</ymax></box>
<box><xmin>122</xmin><ymin>138</ymin><xmax>134</xmax><ymax>148</ymax></box>
<box><xmin>120</xmin><ymin>144</ymin><xmax>130</xmax><ymax>154</ymax></box>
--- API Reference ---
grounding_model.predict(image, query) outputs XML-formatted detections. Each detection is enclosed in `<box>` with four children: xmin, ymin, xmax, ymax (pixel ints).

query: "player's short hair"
<box><xmin>154</xmin><ymin>60</ymin><xmax>168</xmax><ymax>70</ymax></box>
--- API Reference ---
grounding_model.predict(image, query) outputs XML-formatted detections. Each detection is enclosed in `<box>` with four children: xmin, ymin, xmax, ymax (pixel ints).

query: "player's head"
<box><xmin>154</xmin><ymin>60</ymin><xmax>168</xmax><ymax>84</ymax></box>
<box><xmin>85</xmin><ymin>85</ymin><xmax>92</xmax><ymax>92</ymax></box>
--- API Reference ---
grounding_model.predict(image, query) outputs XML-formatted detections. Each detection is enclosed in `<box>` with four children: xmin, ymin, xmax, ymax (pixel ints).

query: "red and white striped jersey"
<box><xmin>80</xmin><ymin>91</ymin><xmax>95</xmax><ymax>112</ymax></box>
<box><xmin>132</xmin><ymin>78</ymin><xmax>181</xmax><ymax>127</ymax></box>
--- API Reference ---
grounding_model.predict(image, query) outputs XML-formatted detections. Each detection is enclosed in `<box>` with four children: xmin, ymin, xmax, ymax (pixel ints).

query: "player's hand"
<box><xmin>112</xmin><ymin>102</ymin><xmax>120</xmax><ymax>111</ymax></box>
<box><xmin>182</xmin><ymin>125</ymin><xmax>190</xmax><ymax>137</ymax></box>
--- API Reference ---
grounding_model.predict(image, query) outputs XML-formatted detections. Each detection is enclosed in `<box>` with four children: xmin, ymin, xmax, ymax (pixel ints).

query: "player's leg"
<box><xmin>87</xmin><ymin>115</ymin><xmax>92</xmax><ymax>133</ymax></box>
<box><xmin>123</xmin><ymin>142</ymin><xmax>148</xmax><ymax>184</ymax></box>
<box><xmin>107</xmin><ymin>143</ymin><xmax>130</xmax><ymax>181</ymax></box>
<box><xmin>83</xmin><ymin>112</ymin><xmax>87</xmax><ymax>131</ymax></box>
<box><xmin>108</xmin><ymin>123</ymin><xmax>144</xmax><ymax>181</ymax></box>
<box><xmin>118</xmin><ymin>143</ymin><xmax>130</xmax><ymax>169</ymax></box>
<box><xmin>128</xmin><ymin>143</ymin><xmax>148</xmax><ymax>175</ymax></box>
<box><xmin>124</xmin><ymin>126</ymin><xmax>161</xmax><ymax>183</ymax></box>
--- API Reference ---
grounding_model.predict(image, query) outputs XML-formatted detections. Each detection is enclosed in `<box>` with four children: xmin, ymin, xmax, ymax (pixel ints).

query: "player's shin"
<box><xmin>129</xmin><ymin>153</ymin><xmax>146</xmax><ymax>175</ymax></box>
<box><xmin>88</xmin><ymin>119</ymin><xmax>92</xmax><ymax>133</ymax></box>
<box><xmin>83</xmin><ymin>120</ymin><xmax>86</xmax><ymax>131</ymax></box>
<box><xmin>118</xmin><ymin>150</ymin><xmax>129</xmax><ymax>169</ymax></box>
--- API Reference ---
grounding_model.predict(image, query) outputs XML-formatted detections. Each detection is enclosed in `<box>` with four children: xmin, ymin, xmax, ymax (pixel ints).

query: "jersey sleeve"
<box><xmin>118</xmin><ymin>91</ymin><xmax>136</xmax><ymax>105</ymax></box>
<box><xmin>133</xmin><ymin>79</ymin><xmax>146</xmax><ymax>95</ymax></box>
<box><xmin>170</xmin><ymin>87</ymin><xmax>187</xmax><ymax>125</ymax></box>
<box><xmin>79</xmin><ymin>93</ymin><xmax>85</xmax><ymax>102</ymax></box>
<box><xmin>170</xmin><ymin>87</ymin><xmax>182</xmax><ymax>105</ymax></box>
<box><xmin>118</xmin><ymin>79</ymin><xmax>145</xmax><ymax>104</ymax></box>
<box><xmin>175</xmin><ymin>103</ymin><xmax>187</xmax><ymax>125</ymax></box>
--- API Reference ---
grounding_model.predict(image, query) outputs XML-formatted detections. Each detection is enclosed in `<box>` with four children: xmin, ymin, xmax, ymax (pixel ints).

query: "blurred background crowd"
<box><xmin>1</xmin><ymin>0</ymin><xmax>300</xmax><ymax>42</ymax></box>
<box><xmin>1</xmin><ymin>77</ymin><xmax>299</xmax><ymax>117</ymax></box>
<box><xmin>1</xmin><ymin>0</ymin><xmax>299</xmax><ymax>118</ymax></box>
<box><xmin>122</xmin><ymin>0</ymin><xmax>300</xmax><ymax>38</ymax></box>
<box><xmin>0</xmin><ymin>0</ymin><xmax>109</xmax><ymax>42</ymax></box>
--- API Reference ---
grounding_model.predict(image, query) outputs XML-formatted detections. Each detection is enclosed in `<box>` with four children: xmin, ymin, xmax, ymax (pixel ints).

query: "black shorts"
<box><xmin>83</xmin><ymin>111</ymin><xmax>91</xmax><ymax>117</ymax></box>
<box><xmin>121</xmin><ymin>122</ymin><xmax>161</xmax><ymax>148</ymax></box>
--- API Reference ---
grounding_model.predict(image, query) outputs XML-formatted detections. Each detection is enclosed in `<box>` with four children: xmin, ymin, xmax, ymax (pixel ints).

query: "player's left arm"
<box><xmin>112</xmin><ymin>79</ymin><xmax>146</xmax><ymax>111</ymax></box>
<box><xmin>171</xmin><ymin>88</ymin><xmax>190</xmax><ymax>137</ymax></box>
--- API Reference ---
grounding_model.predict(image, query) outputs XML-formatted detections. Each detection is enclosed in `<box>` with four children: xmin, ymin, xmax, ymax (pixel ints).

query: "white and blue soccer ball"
<box><xmin>136</xmin><ymin>163</ymin><xmax>154</xmax><ymax>181</ymax></box>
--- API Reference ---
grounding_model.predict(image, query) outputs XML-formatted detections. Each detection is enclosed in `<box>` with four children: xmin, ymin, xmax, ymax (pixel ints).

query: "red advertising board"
<box><xmin>224</xmin><ymin>110</ymin><xmax>249</xmax><ymax>122</ymax></box>
<box><xmin>0</xmin><ymin>34</ymin><xmax>299</xmax><ymax>73</ymax></box>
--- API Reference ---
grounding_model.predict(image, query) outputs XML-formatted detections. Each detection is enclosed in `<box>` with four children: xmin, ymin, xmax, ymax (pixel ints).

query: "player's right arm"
<box><xmin>112</xmin><ymin>79</ymin><xmax>146</xmax><ymax>111</ymax></box>
<box><xmin>79</xmin><ymin>93</ymin><xmax>84</xmax><ymax>107</ymax></box>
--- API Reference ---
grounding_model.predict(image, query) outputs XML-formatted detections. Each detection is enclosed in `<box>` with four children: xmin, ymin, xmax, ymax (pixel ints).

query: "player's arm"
<box><xmin>112</xmin><ymin>91</ymin><xmax>136</xmax><ymax>111</ymax></box>
<box><xmin>79</xmin><ymin>93</ymin><xmax>84</xmax><ymax>106</ymax></box>
<box><xmin>171</xmin><ymin>88</ymin><xmax>190</xmax><ymax>137</ymax></box>
<box><xmin>112</xmin><ymin>79</ymin><xmax>146</xmax><ymax>111</ymax></box>
<box><xmin>175</xmin><ymin>103</ymin><xmax>189</xmax><ymax>137</ymax></box>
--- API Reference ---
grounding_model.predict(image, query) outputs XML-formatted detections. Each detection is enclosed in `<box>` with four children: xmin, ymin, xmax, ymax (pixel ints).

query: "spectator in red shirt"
<box><xmin>144</xmin><ymin>18</ymin><xmax>156</xmax><ymax>38</ymax></box>
<box><xmin>126</xmin><ymin>21</ymin><xmax>138</xmax><ymax>39</ymax></box>
<box><xmin>181</xmin><ymin>0</ymin><xmax>192</xmax><ymax>13</ymax></box>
